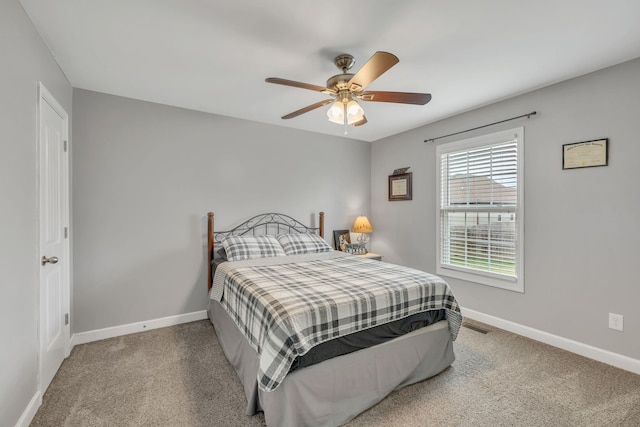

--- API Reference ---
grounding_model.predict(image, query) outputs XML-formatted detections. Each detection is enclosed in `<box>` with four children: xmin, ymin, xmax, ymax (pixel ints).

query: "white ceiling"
<box><xmin>19</xmin><ymin>0</ymin><xmax>640</xmax><ymax>142</ymax></box>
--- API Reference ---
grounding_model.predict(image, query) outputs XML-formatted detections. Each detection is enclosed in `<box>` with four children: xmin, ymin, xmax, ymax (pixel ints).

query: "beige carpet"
<box><xmin>31</xmin><ymin>319</ymin><xmax>640</xmax><ymax>427</ymax></box>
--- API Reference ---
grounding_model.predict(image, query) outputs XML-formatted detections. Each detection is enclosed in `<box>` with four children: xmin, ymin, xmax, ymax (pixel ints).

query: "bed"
<box><xmin>206</xmin><ymin>211</ymin><xmax>462</xmax><ymax>427</ymax></box>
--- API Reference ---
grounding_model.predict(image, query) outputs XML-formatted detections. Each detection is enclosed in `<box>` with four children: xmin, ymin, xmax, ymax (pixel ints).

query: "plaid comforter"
<box><xmin>211</xmin><ymin>251</ymin><xmax>462</xmax><ymax>392</ymax></box>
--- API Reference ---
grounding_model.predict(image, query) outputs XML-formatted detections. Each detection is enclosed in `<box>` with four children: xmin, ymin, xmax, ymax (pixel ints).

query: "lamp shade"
<box><xmin>352</xmin><ymin>215</ymin><xmax>373</xmax><ymax>233</ymax></box>
<box><xmin>327</xmin><ymin>101</ymin><xmax>344</xmax><ymax>124</ymax></box>
<box><xmin>346</xmin><ymin>100</ymin><xmax>365</xmax><ymax>124</ymax></box>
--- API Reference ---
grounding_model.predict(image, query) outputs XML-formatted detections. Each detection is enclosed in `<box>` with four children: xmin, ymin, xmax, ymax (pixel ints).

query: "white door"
<box><xmin>38</xmin><ymin>83</ymin><xmax>70</xmax><ymax>394</ymax></box>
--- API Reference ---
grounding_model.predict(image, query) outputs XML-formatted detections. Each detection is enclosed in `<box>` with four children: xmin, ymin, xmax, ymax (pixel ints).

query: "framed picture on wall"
<box><xmin>562</xmin><ymin>138</ymin><xmax>608</xmax><ymax>169</ymax></box>
<box><xmin>389</xmin><ymin>172</ymin><xmax>412</xmax><ymax>201</ymax></box>
<box><xmin>333</xmin><ymin>229</ymin><xmax>350</xmax><ymax>251</ymax></box>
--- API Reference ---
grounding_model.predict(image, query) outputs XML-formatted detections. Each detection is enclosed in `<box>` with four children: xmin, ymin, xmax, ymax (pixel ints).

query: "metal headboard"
<box><xmin>213</xmin><ymin>212</ymin><xmax>321</xmax><ymax>244</ymax></box>
<box><xmin>206</xmin><ymin>211</ymin><xmax>325</xmax><ymax>290</ymax></box>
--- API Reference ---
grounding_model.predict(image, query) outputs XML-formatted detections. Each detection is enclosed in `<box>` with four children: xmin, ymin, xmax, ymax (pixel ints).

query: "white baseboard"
<box><xmin>70</xmin><ymin>310</ymin><xmax>208</xmax><ymax>347</ymax></box>
<box><xmin>14</xmin><ymin>390</ymin><xmax>41</xmax><ymax>427</ymax></box>
<box><xmin>462</xmin><ymin>307</ymin><xmax>640</xmax><ymax>376</ymax></box>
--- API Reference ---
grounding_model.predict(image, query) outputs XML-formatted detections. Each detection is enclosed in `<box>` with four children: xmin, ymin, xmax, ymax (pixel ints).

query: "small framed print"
<box><xmin>563</xmin><ymin>139</ymin><xmax>608</xmax><ymax>170</ymax></box>
<box><xmin>333</xmin><ymin>229</ymin><xmax>350</xmax><ymax>251</ymax></box>
<box><xmin>388</xmin><ymin>172</ymin><xmax>412</xmax><ymax>201</ymax></box>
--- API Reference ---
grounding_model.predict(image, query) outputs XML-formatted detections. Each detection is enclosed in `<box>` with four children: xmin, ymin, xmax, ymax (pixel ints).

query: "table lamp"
<box><xmin>352</xmin><ymin>215</ymin><xmax>373</xmax><ymax>250</ymax></box>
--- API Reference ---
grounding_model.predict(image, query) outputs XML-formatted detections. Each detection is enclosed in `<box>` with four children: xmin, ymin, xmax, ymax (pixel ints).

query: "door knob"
<box><xmin>42</xmin><ymin>256</ymin><xmax>59</xmax><ymax>266</ymax></box>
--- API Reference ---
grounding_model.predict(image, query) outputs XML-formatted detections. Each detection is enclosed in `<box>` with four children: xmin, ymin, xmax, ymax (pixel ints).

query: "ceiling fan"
<box><xmin>265</xmin><ymin>51</ymin><xmax>431</xmax><ymax>129</ymax></box>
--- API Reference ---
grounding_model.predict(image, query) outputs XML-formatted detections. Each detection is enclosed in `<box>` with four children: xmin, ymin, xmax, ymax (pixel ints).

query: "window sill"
<box><xmin>437</xmin><ymin>264</ymin><xmax>524</xmax><ymax>293</ymax></box>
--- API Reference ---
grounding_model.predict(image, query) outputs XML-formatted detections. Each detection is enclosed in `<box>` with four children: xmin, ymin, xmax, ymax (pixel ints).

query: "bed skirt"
<box><xmin>209</xmin><ymin>300</ymin><xmax>454</xmax><ymax>427</ymax></box>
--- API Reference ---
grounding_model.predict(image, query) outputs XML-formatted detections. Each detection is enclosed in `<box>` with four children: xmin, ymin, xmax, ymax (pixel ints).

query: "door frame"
<box><xmin>37</xmin><ymin>82</ymin><xmax>71</xmax><ymax>394</ymax></box>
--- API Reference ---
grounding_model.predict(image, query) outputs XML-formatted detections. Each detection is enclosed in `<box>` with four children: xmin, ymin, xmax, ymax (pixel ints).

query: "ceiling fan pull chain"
<box><xmin>343</xmin><ymin>103</ymin><xmax>348</xmax><ymax>135</ymax></box>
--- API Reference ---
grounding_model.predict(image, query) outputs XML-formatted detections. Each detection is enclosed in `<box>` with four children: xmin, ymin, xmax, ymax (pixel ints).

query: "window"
<box><xmin>436</xmin><ymin>127</ymin><xmax>524</xmax><ymax>292</ymax></box>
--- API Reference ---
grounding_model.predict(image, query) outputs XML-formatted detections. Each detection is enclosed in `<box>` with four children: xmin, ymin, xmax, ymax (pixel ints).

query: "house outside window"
<box><xmin>436</xmin><ymin>127</ymin><xmax>524</xmax><ymax>292</ymax></box>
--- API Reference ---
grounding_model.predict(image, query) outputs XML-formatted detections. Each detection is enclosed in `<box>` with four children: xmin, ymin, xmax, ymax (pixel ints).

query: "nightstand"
<box><xmin>357</xmin><ymin>252</ymin><xmax>382</xmax><ymax>261</ymax></box>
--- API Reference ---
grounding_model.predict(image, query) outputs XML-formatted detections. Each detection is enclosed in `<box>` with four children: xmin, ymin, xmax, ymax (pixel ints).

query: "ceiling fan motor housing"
<box><xmin>328</xmin><ymin>54</ymin><xmax>362</xmax><ymax>102</ymax></box>
<box><xmin>327</xmin><ymin>74</ymin><xmax>357</xmax><ymax>102</ymax></box>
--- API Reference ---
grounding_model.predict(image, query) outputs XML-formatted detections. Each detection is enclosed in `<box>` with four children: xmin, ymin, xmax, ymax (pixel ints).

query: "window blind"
<box><xmin>440</xmin><ymin>139</ymin><xmax>519</xmax><ymax>278</ymax></box>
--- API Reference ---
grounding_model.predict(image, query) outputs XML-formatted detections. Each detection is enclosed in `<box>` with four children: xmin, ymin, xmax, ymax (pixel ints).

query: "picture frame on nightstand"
<box><xmin>333</xmin><ymin>229</ymin><xmax>350</xmax><ymax>251</ymax></box>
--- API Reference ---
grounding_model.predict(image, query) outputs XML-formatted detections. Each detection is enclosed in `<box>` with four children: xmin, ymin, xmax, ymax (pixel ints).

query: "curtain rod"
<box><xmin>423</xmin><ymin>111</ymin><xmax>537</xmax><ymax>143</ymax></box>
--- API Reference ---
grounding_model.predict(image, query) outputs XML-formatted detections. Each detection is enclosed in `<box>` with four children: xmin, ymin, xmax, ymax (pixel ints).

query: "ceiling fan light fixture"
<box><xmin>327</xmin><ymin>101</ymin><xmax>344</xmax><ymax>124</ymax></box>
<box><xmin>346</xmin><ymin>100</ymin><xmax>364</xmax><ymax>124</ymax></box>
<box><xmin>327</xmin><ymin>100</ymin><xmax>364</xmax><ymax>126</ymax></box>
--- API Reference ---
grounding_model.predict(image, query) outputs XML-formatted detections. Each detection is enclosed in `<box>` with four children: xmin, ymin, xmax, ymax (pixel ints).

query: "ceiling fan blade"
<box><xmin>347</xmin><ymin>51</ymin><xmax>399</xmax><ymax>91</ymax></box>
<box><xmin>353</xmin><ymin>115</ymin><xmax>367</xmax><ymax>127</ymax></box>
<box><xmin>360</xmin><ymin>91</ymin><xmax>432</xmax><ymax>105</ymax></box>
<box><xmin>266</xmin><ymin>77</ymin><xmax>328</xmax><ymax>93</ymax></box>
<box><xmin>281</xmin><ymin>99</ymin><xmax>334</xmax><ymax>119</ymax></box>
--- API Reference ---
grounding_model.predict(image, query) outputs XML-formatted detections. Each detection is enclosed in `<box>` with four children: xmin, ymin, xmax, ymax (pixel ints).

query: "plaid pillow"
<box><xmin>276</xmin><ymin>233</ymin><xmax>333</xmax><ymax>255</ymax></box>
<box><xmin>221</xmin><ymin>235</ymin><xmax>286</xmax><ymax>262</ymax></box>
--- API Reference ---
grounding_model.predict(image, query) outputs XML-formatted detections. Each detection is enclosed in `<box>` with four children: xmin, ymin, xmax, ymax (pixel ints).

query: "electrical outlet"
<box><xmin>609</xmin><ymin>313</ymin><xmax>624</xmax><ymax>331</ymax></box>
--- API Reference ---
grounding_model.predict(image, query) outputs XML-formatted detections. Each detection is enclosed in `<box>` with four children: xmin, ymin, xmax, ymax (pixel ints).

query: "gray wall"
<box><xmin>72</xmin><ymin>89</ymin><xmax>371</xmax><ymax>333</ymax></box>
<box><xmin>371</xmin><ymin>57</ymin><xmax>640</xmax><ymax>360</ymax></box>
<box><xmin>0</xmin><ymin>1</ymin><xmax>72</xmax><ymax>426</ymax></box>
